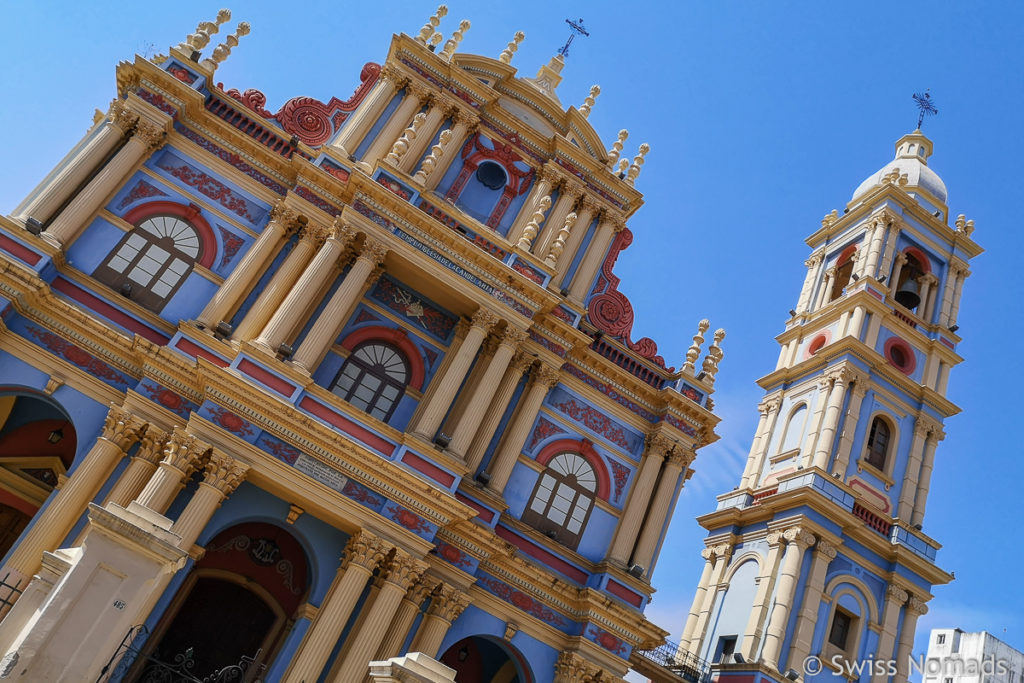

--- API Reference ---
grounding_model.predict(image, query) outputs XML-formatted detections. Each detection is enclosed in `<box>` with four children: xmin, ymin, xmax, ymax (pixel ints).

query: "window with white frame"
<box><xmin>330</xmin><ymin>341</ymin><xmax>410</xmax><ymax>422</ymax></box>
<box><xmin>521</xmin><ymin>452</ymin><xmax>597</xmax><ymax>550</ymax></box>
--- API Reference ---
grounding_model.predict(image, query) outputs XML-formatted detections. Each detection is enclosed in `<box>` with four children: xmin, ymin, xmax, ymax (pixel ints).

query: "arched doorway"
<box><xmin>0</xmin><ymin>388</ymin><xmax>77</xmax><ymax>560</ymax></box>
<box><xmin>131</xmin><ymin>521</ymin><xmax>309</xmax><ymax>681</ymax></box>
<box><xmin>440</xmin><ymin>636</ymin><xmax>533</xmax><ymax>683</ymax></box>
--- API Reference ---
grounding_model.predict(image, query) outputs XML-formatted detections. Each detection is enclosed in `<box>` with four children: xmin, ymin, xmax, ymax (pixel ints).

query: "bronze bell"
<box><xmin>894</xmin><ymin>277</ymin><xmax>921</xmax><ymax>309</ymax></box>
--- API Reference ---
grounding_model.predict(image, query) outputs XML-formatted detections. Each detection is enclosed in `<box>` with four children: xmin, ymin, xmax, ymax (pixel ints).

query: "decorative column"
<box><xmin>846</xmin><ymin>304</ymin><xmax>867</xmax><ymax>339</ymax></box>
<box><xmin>374</xmin><ymin>578</ymin><xmax>437</xmax><ymax>660</ymax></box>
<box><xmin>890</xmin><ymin>252</ymin><xmax>908</xmax><ymax>296</ymax></box>
<box><xmin>938</xmin><ymin>263</ymin><xmax>963</xmax><ymax>327</ymax></box>
<box><xmin>871</xmin><ymin>585</ymin><xmax>911</xmax><ymax>683</ymax></box>
<box><xmin>814</xmin><ymin>266</ymin><xmax>837</xmax><ymax>310</ymax></box>
<box><xmin>795</xmin><ymin>252</ymin><xmax>824</xmax><ymax>314</ymax></box>
<box><xmin>333</xmin><ymin>64</ymin><xmax>408</xmax><ymax>156</ymax></box>
<box><xmin>0</xmin><ymin>405</ymin><xmax>145</xmax><ymax>584</ymax></box>
<box><xmin>409</xmin><ymin>584</ymin><xmax>471</xmax><ymax>657</ymax></box>
<box><xmin>445</xmin><ymin>326</ymin><xmax>526</xmax><ymax>459</ymax></box>
<box><xmin>686</xmin><ymin>543</ymin><xmax>733</xmax><ymax>655</ymax></box>
<box><xmin>633</xmin><ymin>450</ymin><xmax>691</xmax><ymax>572</ymax></box>
<box><xmin>197</xmin><ymin>203</ymin><xmax>301</xmax><ymax>328</ymax></box>
<box><xmin>464</xmin><ymin>353</ymin><xmax>533</xmax><ymax>473</ymax></box>
<box><xmin>800</xmin><ymin>376</ymin><xmax>833</xmax><ymax>466</ymax></box>
<box><xmin>360</xmin><ymin>83</ymin><xmax>431</xmax><ymax>169</ymax></box>
<box><xmin>892</xmin><ymin>597</ymin><xmax>928</xmax><ymax>683</ymax></box>
<box><xmin>170</xmin><ymin>451</ymin><xmax>249</xmax><ymax>549</ymax></box>
<box><xmin>678</xmin><ymin>548</ymin><xmax>717</xmax><ymax>652</ymax></box>
<box><xmin>333</xmin><ymin>550</ymin><xmax>429</xmax><ymax>683</ymax></box>
<box><xmin>911</xmin><ymin>427</ymin><xmax>943</xmax><ymax>526</ymax></box>
<box><xmin>555</xmin><ymin>196</ymin><xmax>598</xmax><ymax>274</ymax></box>
<box><xmin>44</xmin><ymin>119</ymin><xmax>166</xmax><ymax>247</ymax></box>
<box><xmin>746</xmin><ymin>398</ymin><xmax>783</xmax><ymax>488</ymax></box>
<box><xmin>760</xmin><ymin>528</ymin><xmax>815</xmax><ymax>670</ymax></box>
<box><xmin>832</xmin><ymin>381</ymin><xmax>868</xmax><ymax>476</ymax></box>
<box><xmin>567</xmin><ymin>214</ymin><xmax>620</xmax><ymax>304</ymax></box>
<box><xmin>739</xmin><ymin>532</ymin><xmax>785</xmax><ymax>659</ymax></box>
<box><xmin>877</xmin><ymin>221</ymin><xmax>902</xmax><ymax>282</ymax></box>
<box><xmin>292</xmin><ymin>235</ymin><xmax>388</xmax><ymax>372</ymax></box>
<box><xmin>949</xmin><ymin>267</ymin><xmax>969</xmax><ymax>327</ymax></box>
<box><xmin>534</xmin><ymin>182</ymin><xmax>581</xmax><ymax>257</ymax></box>
<box><xmin>133</xmin><ymin>429</ymin><xmax>210</xmax><ymax>515</ymax></box>
<box><xmin>254</xmin><ymin>221</ymin><xmax>353</xmax><ymax>352</ymax></box>
<box><xmin>812</xmin><ymin>369</ymin><xmax>853</xmax><ymax>470</ymax></box>
<box><xmin>786</xmin><ymin>541</ymin><xmax>838</xmax><ymax>670</ymax></box>
<box><xmin>896</xmin><ymin>420</ymin><xmax>930</xmax><ymax>520</ymax></box>
<box><xmin>486</xmin><ymin>364</ymin><xmax>561</xmax><ymax>494</ymax></box>
<box><xmin>283</xmin><ymin>531</ymin><xmax>391</xmax><ymax>683</ymax></box>
<box><xmin>508</xmin><ymin>166</ymin><xmax>559</xmax><ymax>245</ymax></box>
<box><xmin>740</xmin><ymin>399</ymin><xmax>777</xmax><ymax>488</ymax></box>
<box><xmin>16</xmin><ymin>100</ymin><xmax>136</xmax><ymax>225</ymax></box>
<box><xmin>608</xmin><ymin>434</ymin><xmax>673</xmax><ymax>564</ymax></box>
<box><xmin>399</xmin><ymin>101</ymin><xmax>450</xmax><ymax>174</ymax></box>
<box><xmin>920</xmin><ymin>273</ymin><xmax>940</xmax><ymax>322</ymax></box>
<box><xmin>554</xmin><ymin>652</ymin><xmax>603</xmax><ymax>683</ymax></box>
<box><xmin>413</xmin><ymin>308</ymin><xmax>499</xmax><ymax>440</ymax></box>
<box><xmin>862</xmin><ymin>216</ymin><xmax>888</xmax><ymax>279</ymax></box>
<box><xmin>103</xmin><ymin>426</ymin><xmax>167</xmax><ymax>507</ymax></box>
<box><xmin>423</xmin><ymin>110</ymin><xmax>479</xmax><ymax>192</ymax></box>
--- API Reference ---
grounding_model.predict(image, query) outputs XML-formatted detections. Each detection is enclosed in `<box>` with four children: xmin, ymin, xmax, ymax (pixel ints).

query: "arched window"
<box><xmin>865</xmin><ymin>416</ymin><xmax>890</xmax><ymax>471</ymax></box>
<box><xmin>829</xmin><ymin>247</ymin><xmax>857</xmax><ymax>302</ymax></box>
<box><xmin>456</xmin><ymin>160</ymin><xmax>509</xmax><ymax>222</ymax></box>
<box><xmin>894</xmin><ymin>253</ymin><xmax>926</xmax><ymax>312</ymax></box>
<box><xmin>779</xmin><ymin>404</ymin><xmax>807</xmax><ymax>454</ymax></box>
<box><xmin>521</xmin><ymin>452</ymin><xmax>597</xmax><ymax>549</ymax></box>
<box><xmin>330</xmin><ymin>341</ymin><xmax>410</xmax><ymax>421</ymax></box>
<box><xmin>93</xmin><ymin>215</ymin><xmax>201</xmax><ymax>312</ymax></box>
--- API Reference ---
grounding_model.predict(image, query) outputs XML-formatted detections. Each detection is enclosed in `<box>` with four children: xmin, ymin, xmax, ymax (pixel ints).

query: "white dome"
<box><xmin>851</xmin><ymin>131</ymin><xmax>947</xmax><ymax>204</ymax></box>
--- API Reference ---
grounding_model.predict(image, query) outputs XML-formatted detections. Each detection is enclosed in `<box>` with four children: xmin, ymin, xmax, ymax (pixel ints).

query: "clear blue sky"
<box><xmin>1</xmin><ymin>0</ymin><xmax>1021</xmax><ymax>671</ymax></box>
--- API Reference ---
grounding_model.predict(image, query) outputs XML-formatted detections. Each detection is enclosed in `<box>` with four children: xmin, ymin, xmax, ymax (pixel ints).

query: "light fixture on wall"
<box><xmin>24</xmin><ymin>218</ymin><xmax>43</xmax><ymax>235</ymax></box>
<box><xmin>457</xmin><ymin>646</ymin><xmax>469</xmax><ymax>662</ymax></box>
<box><xmin>784</xmin><ymin>669</ymin><xmax>800</xmax><ymax>681</ymax></box>
<box><xmin>627</xmin><ymin>563</ymin><xmax>645</xmax><ymax>578</ymax></box>
<box><xmin>47</xmin><ymin>421</ymin><xmax>67</xmax><ymax>444</ymax></box>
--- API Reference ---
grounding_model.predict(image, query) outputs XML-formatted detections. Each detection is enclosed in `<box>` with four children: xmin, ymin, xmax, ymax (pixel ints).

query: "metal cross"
<box><xmin>558</xmin><ymin>18</ymin><xmax>589</xmax><ymax>57</ymax></box>
<box><xmin>912</xmin><ymin>90</ymin><xmax>938</xmax><ymax>129</ymax></box>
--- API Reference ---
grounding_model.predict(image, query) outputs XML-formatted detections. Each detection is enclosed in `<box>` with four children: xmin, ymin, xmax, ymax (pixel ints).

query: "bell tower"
<box><xmin>675</xmin><ymin>130</ymin><xmax>982</xmax><ymax>683</ymax></box>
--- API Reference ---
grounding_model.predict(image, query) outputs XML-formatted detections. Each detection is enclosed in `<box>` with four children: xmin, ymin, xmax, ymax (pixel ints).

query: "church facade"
<box><xmin>675</xmin><ymin>126</ymin><xmax>981</xmax><ymax>683</ymax></box>
<box><xmin>0</xmin><ymin>7</ymin><xmax>724</xmax><ymax>683</ymax></box>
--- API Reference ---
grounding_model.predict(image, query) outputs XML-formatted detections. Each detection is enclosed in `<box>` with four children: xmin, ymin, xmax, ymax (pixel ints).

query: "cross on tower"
<box><xmin>558</xmin><ymin>18</ymin><xmax>589</xmax><ymax>57</ymax></box>
<box><xmin>913</xmin><ymin>90</ymin><xmax>938</xmax><ymax>129</ymax></box>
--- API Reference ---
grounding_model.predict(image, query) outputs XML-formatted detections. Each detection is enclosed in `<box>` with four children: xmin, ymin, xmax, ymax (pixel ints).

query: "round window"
<box><xmin>475</xmin><ymin>161</ymin><xmax>507</xmax><ymax>190</ymax></box>
<box><xmin>883</xmin><ymin>337</ymin><xmax>916</xmax><ymax>375</ymax></box>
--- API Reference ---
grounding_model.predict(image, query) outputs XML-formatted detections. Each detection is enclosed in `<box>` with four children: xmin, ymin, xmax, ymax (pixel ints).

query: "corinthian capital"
<box><xmin>359</xmin><ymin>237</ymin><xmax>389</xmax><ymax>266</ymax></box>
<box><xmin>533</xmin><ymin>363</ymin><xmax>561</xmax><ymax>389</ymax></box>
<box><xmin>135</xmin><ymin>425</ymin><xmax>169</xmax><ymax>464</ymax></box>
<box><xmin>470</xmin><ymin>307</ymin><xmax>500</xmax><ymax>331</ymax></box>
<box><xmin>268</xmin><ymin>201</ymin><xmax>299</xmax><ymax>230</ymax></box>
<box><xmin>383</xmin><ymin>549</ymin><xmax>429</xmax><ymax>589</ymax></box>
<box><xmin>645</xmin><ymin>433</ymin><xmax>675</xmax><ymax>459</ymax></box>
<box><xmin>100</xmin><ymin>405</ymin><xmax>147</xmax><ymax>452</ymax></box>
<box><xmin>429</xmin><ymin>583</ymin><xmax>472</xmax><ymax>622</ymax></box>
<box><xmin>501</xmin><ymin>325</ymin><xmax>528</xmax><ymax>348</ymax></box>
<box><xmin>202</xmin><ymin>450</ymin><xmax>250</xmax><ymax>496</ymax></box>
<box><xmin>343</xmin><ymin>530</ymin><xmax>391</xmax><ymax>571</ymax></box>
<box><xmin>162</xmin><ymin>429</ymin><xmax>212</xmax><ymax>476</ymax></box>
<box><xmin>109</xmin><ymin>99</ymin><xmax>139</xmax><ymax>134</ymax></box>
<box><xmin>132</xmin><ymin>120</ymin><xmax>166</xmax><ymax>152</ymax></box>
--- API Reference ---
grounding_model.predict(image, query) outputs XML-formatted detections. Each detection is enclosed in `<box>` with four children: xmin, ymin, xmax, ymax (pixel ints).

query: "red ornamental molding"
<box><xmin>224</xmin><ymin>62</ymin><xmax>381</xmax><ymax>147</ymax></box>
<box><xmin>122</xmin><ymin>200</ymin><xmax>217</xmax><ymax>269</ymax></box>
<box><xmin>586</xmin><ymin>228</ymin><xmax>672</xmax><ymax>370</ymax></box>
<box><xmin>339</xmin><ymin>325</ymin><xmax>426</xmax><ymax>390</ymax></box>
<box><xmin>534</xmin><ymin>438</ymin><xmax>612</xmax><ymax>501</ymax></box>
<box><xmin>444</xmin><ymin>133</ymin><xmax>535</xmax><ymax>229</ymax></box>
<box><xmin>902</xmin><ymin>246</ymin><xmax>932</xmax><ymax>273</ymax></box>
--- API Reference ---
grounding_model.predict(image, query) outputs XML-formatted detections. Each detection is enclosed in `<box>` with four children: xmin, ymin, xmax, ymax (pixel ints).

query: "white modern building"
<box><xmin>924</xmin><ymin>630</ymin><xmax>1024</xmax><ymax>683</ymax></box>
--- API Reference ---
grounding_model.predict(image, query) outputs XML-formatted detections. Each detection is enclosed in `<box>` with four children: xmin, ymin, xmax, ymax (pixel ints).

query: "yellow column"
<box><xmin>608</xmin><ymin>434</ymin><xmax>672</xmax><ymax>564</ymax></box>
<box><xmin>333</xmin><ymin>65</ymin><xmax>407</xmax><ymax>156</ymax></box>
<box><xmin>534</xmin><ymin>182</ymin><xmax>582</xmax><ymax>258</ymax></box>
<box><xmin>747</xmin><ymin>398</ymin><xmax>783</xmax><ymax>489</ymax></box>
<box><xmin>871</xmin><ymin>584</ymin><xmax>911</xmax><ymax>683</ymax></box>
<box><xmin>896</xmin><ymin>420</ymin><xmax>930</xmax><ymax>520</ymax></box>
<box><xmin>0</xmin><ymin>405</ymin><xmax>145</xmax><ymax>584</ymax></box>
<box><xmin>877</xmin><ymin>223</ymin><xmax>902</xmax><ymax>283</ymax></box>
<box><xmin>197</xmin><ymin>203</ymin><xmax>301</xmax><ymax>328</ymax></box>
<box><xmin>832</xmin><ymin>382</ymin><xmax>868</xmax><ymax>477</ymax></box>
<box><xmin>409</xmin><ymin>583</ymin><xmax>471</xmax><ymax>657</ymax></box>
<box><xmin>333</xmin><ymin>550</ymin><xmax>429</xmax><ymax>683</ymax></box>
<box><xmin>486</xmin><ymin>364</ymin><xmax>561</xmax><ymax>494</ymax></box>
<box><xmin>16</xmin><ymin>100</ymin><xmax>135</xmax><ymax>225</ymax></box>
<box><xmin>740</xmin><ymin>399</ymin><xmax>776</xmax><ymax>488</ymax></box>
<box><xmin>911</xmin><ymin>427</ymin><xmax>943</xmax><ymax>526</ymax></box>
<box><xmin>739</xmin><ymin>532</ymin><xmax>784</xmax><ymax>659</ymax></box>
<box><xmin>232</xmin><ymin>223</ymin><xmax>326</xmax><ymax>341</ymax></box>
<box><xmin>508</xmin><ymin>166</ymin><xmax>559</xmax><ymax>245</ymax></box>
<box><xmin>846</xmin><ymin>305</ymin><xmax>867</xmax><ymax>339</ymax></box>
<box><xmin>44</xmin><ymin>120</ymin><xmax>166</xmax><ymax>247</ymax></box>
<box><xmin>102</xmin><ymin>425</ymin><xmax>167</xmax><ymax>507</ymax></box>
<box><xmin>464</xmin><ymin>353</ymin><xmax>533</xmax><ymax>473</ymax></box>
<box><xmin>687</xmin><ymin>543</ymin><xmax>734</xmax><ymax>655</ymax></box>
<box><xmin>761</xmin><ymin>528</ymin><xmax>815</xmax><ymax>670</ymax></box>
<box><xmin>283</xmin><ymin>531</ymin><xmax>391</xmax><ymax>683</ymax></box>
<box><xmin>862</xmin><ymin>216</ymin><xmax>887</xmax><ymax>279</ymax></box>
<box><xmin>292</xmin><ymin>235</ymin><xmax>388</xmax><ymax>372</ymax></box>
<box><xmin>632</xmin><ymin>450</ymin><xmax>691</xmax><ymax>572</ymax></box>
<box><xmin>374</xmin><ymin>578</ymin><xmax>437</xmax><ymax>660</ymax></box>
<box><xmin>445</xmin><ymin>326</ymin><xmax>525</xmax><ymax>459</ymax></box>
<box><xmin>796</xmin><ymin>252</ymin><xmax>824</xmax><ymax>314</ymax></box>
<box><xmin>892</xmin><ymin>597</ymin><xmax>928</xmax><ymax>683</ymax></box>
<box><xmin>815</xmin><ymin>266</ymin><xmax>836</xmax><ymax>310</ymax></box>
<box><xmin>800</xmin><ymin>377</ymin><xmax>833</xmax><ymax>467</ymax></box>
<box><xmin>170</xmin><ymin>451</ymin><xmax>249</xmax><ymax>549</ymax></box>
<box><xmin>812</xmin><ymin>369</ymin><xmax>853</xmax><ymax>470</ymax></box>
<box><xmin>921</xmin><ymin>273</ymin><xmax>940</xmax><ymax>321</ymax></box>
<box><xmin>423</xmin><ymin>109</ymin><xmax>479</xmax><ymax>192</ymax></box>
<box><xmin>786</xmin><ymin>541</ymin><xmax>837</xmax><ymax>670</ymax></box>
<box><xmin>567</xmin><ymin>215</ymin><xmax>620</xmax><ymax>304</ymax></box>
<box><xmin>554</xmin><ymin>196</ymin><xmax>598</xmax><ymax>275</ymax></box>
<box><xmin>254</xmin><ymin>221</ymin><xmax>353</xmax><ymax>352</ymax></box>
<box><xmin>399</xmin><ymin>101</ymin><xmax>450</xmax><ymax>174</ymax></box>
<box><xmin>938</xmin><ymin>263</ymin><xmax>964</xmax><ymax>327</ymax></box>
<box><xmin>949</xmin><ymin>268</ymin><xmax>969</xmax><ymax>327</ymax></box>
<box><xmin>359</xmin><ymin>83</ymin><xmax>430</xmax><ymax>170</ymax></box>
<box><xmin>890</xmin><ymin>252</ymin><xmax>908</xmax><ymax>298</ymax></box>
<box><xmin>678</xmin><ymin>548</ymin><xmax>717</xmax><ymax>652</ymax></box>
<box><xmin>413</xmin><ymin>308</ymin><xmax>499</xmax><ymax>440</ymax></box>
<box><xmin>134</xmin><ymin>429</ymin><xmax>211</xmax><ymax>514</ymax></box>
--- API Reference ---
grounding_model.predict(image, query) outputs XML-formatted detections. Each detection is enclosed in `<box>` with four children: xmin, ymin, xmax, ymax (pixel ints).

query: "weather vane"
<box><xmin>558</xmin><ymin>18</ymin><xmax>589</xmax><ymax>57</ymax></box>
<box><xmin>912</xmin><ymin>89</ymin><xmax>938</xmax><ymax>129</ymax></box>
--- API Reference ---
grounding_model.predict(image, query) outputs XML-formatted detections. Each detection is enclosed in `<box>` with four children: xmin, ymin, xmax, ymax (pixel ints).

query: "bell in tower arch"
<box><xmin>895</xmin><ymin>276</ymin><xmax>921</xmax><ymax>309</ymax></box>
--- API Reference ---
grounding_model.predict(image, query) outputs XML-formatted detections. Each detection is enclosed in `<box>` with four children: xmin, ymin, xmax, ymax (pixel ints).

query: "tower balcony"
<box><xmin>631</xmin><ymin>637</ymin><xmax>712</xmax><ymax>683</ymax></box>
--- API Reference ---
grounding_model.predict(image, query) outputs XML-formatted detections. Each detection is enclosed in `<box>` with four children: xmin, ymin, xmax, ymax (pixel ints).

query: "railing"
<box><xmin>205</xmin><ymin>96</ymin><xmax>300</xmax><ymax>160</ymax></box>
<box><xmin>852</xmin><ymin>502</ymin><xmax>892</xmax><ymax>536</ymax></box>
<box><xmin>892</xmin><ymin>308</ymin><xmax>918</xmax><ymax>328</ymax></box>
<box><xmin>592</xmin><ymin>339</ymin><xmax>667</xmax><ymax>389</ymax></box>
<box><xmin>751</xmin><ymin>487</ymin><xmax>779</xmax><ymax>505</ymax></box>
<box><xmin>634</xmin><ymin>639</ymin><xmax>712</xmax><ymax>683</ymax></box>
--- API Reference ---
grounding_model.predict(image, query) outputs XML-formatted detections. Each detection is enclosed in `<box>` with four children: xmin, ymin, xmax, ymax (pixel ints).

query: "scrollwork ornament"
<box><xmin>886</xmin><ymin>583</ymin><xmax>910</xmax><ymax>605</ymax></box>
<box><xmin>815</xmin><ymin>540</ymin><xmax>838</xmax><ymax>560</ymax></box>
<box><xmin>907</xmin><ymin>596</ymin><xmax>928</xmax><ymax>615</ymax></box>
<box><xmin>132</xmin><ymin>121</ymin><xmax>166</xmax><ymax>152</ymax></box>
<box><xmin>359</xmin><ymin>237</ymin><xmax>389</xmax><ymax>266</ymax></box>
<box><xmin>533</xmin><ymin>363</ymin><xmax>561</xmax><ymax>389</ymax></box>
<box><xmin>203</xmin><ymin>450</ymin><xmax>250</xmax><ymax>495</ymax></box>
<box><xmin>100</xmin><ymin>405</ymin><xmax>147</xmax><ymax>452</ymax></box>
<box><xmin>383</xmin><ymin>550</ymin><xmax>429</xmax><ymax>589</ymax></box>
<box><xmin>162</xmin><ymin>429</ymin><xmax>212</xmax><ymax>476</ymax></box>
<box><xmin>109</xmin><ymin>99</ymin><xmax>138</xmax><ymax>134</ymax></box>
<box><xmin>646</xmin><ymin>433</ymin><xmax>675</xmax><ymax>459</ymax></box>
<box><xmin>783</xmin><ymin>527</ymin><xmax>816</xmax><ymax>548</ymax></box>
<box><xmin>429</xmin><ymin>584</ymin><xmax>471</xmax><ymax>622</ymax></box>
<box><xmin>343</xmin><ymin>530</ymin><xmax>390</xmax><ymax>571</ymax></box>
<box><xmin>470</xmin><ymin>307</ymin><xmax>500</xmax><ymax>331</ymax></box>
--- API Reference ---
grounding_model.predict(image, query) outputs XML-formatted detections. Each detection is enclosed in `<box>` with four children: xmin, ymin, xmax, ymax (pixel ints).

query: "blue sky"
<box><xmin>1</xmin><ymin>0</ymin><xmax>1021</xmax><ymax>672</ymax></box>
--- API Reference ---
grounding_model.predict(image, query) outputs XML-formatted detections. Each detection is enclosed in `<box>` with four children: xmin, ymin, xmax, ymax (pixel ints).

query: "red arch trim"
<box><xmin>901</xmin><ymin>246</ymin><xmax>932</xmax><ymax>274</ymax></box>
<box><xmin>122</xmin><ymin>200</ymin><xmax>217</xmax><ymax>269</ymax></box>
<box><xmin>838</xmin><ymin>244</ymin><xmax>857</xmax><ymax>266</ymax></box>
<box><xmin>534</xmin><ymin>437</ymin><xmax>612</xmax><ymax>501</ymax></box>
<box><xmin>339</xmin><ymin>325</ymin><xmax>425</xmax><ymax>391</ymax></box>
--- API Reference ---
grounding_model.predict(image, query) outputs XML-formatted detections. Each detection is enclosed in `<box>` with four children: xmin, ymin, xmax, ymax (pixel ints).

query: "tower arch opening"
<box><xmin>439</xmin><ymin>635</ymin><xmax>533</xmax><ymax>683</ymax></box>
